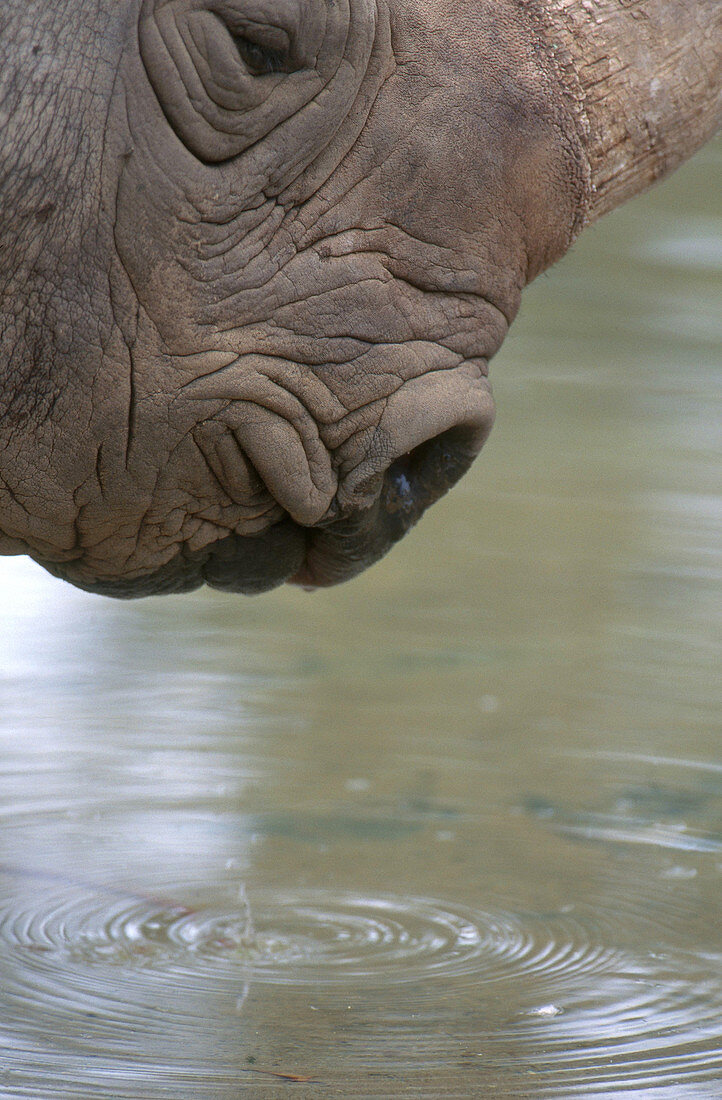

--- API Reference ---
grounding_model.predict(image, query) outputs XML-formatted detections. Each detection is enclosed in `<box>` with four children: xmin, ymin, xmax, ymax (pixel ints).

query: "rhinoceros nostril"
<box><xmin>384</xmin><ymin>425</ymin><xmax>480</xmax><ymax>521</ymax></box>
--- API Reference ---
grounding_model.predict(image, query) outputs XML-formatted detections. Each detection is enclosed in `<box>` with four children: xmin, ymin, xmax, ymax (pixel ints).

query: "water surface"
<box><xmin>1</xmin><ymin>140</ymin><xmax>721</xmax><ymax>1097</ymax></box>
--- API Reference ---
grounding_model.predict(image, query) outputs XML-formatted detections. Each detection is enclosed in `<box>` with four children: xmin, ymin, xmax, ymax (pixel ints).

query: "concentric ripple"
<box><xmin>228</xmin><ymin>891</ymin><xmax>619</xmax><ymax>986</ymax></box>
<box><xmin>0</xmin><ymin>877</ymin><xmax>617</xmax><ymax>987</ymax></box>
<box><xmin>3</xmin><ymin>874</ymin><xmax>722</xmax><ymax>1094</ymax></box>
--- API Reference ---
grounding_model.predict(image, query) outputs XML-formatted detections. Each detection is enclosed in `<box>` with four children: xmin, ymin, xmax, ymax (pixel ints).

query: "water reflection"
<box><xmin>0</xmin><ymin>140</ymin><xmax>720</xmax><ymax>1097</ymax></box>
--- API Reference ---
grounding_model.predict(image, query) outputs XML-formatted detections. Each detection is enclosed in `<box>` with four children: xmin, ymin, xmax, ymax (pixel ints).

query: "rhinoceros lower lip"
<box><xmin>41</xmin><ymin>520</ymin><xmax>306</xmax><ymax>598</ymax></box>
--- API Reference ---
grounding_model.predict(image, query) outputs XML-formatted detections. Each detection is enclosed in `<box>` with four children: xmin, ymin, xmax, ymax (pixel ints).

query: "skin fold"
<box><xmin>0</xmin><ymin>0</ymin><xmax>719</xmax><ymax>596</ymax></box>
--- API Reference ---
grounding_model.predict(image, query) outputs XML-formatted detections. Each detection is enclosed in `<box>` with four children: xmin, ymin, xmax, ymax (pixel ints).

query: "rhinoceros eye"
<box><xmin>233</xmin><ymin>34</ymin><xmax>290</xmax><ymax>75</ymax></box>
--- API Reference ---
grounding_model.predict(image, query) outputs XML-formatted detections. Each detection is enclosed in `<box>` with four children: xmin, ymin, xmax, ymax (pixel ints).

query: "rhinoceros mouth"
<box><xmin>40</xmin><ymin>418</ymin><xmax>485</xmax><ymax>599</ymax></box>
<box><xmin>171</xmin><ymin>358</ymin><xmax>495</xmax><ymax>593</ymax></box>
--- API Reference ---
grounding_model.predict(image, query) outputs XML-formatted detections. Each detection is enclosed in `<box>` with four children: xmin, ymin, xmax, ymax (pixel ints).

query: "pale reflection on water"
<box><xmin>1</xmin><ymin>141</ymin><xmax>720</xmax><ymax>1098</ymax></box>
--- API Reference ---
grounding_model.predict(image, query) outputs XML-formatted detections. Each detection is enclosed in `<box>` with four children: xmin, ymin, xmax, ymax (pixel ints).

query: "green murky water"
<box><xmin>1</xmin><ymin>139</ymin><xmax>721</xmax><ymax>1098</ymax></box>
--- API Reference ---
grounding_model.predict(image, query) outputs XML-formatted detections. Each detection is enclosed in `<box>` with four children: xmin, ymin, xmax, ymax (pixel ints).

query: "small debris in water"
<box><xmin>345</xmin><ymin>777</ymin><xmax>371</xmax><ymax>792</ymax></box>
<box><xmin>528</xmin><ymin>1004</ymin><xmax>564</xmax><ymax>1018</ymax></box>
<box><xmin>662</xmin><ymin>865</ymin><xmax>697</xmax><ymax>879</ymax></box>
<box><xmin>242</xmin><ymin>1065</ymin><xmax>317</xmax><ymax>1082</ymax></box>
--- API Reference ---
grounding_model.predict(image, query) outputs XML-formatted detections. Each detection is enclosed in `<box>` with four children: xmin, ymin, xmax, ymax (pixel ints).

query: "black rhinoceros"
<box><xmin>0</xmin><ymin>0</ymin><xmax>719</xmax><ymax>595</ymax></box>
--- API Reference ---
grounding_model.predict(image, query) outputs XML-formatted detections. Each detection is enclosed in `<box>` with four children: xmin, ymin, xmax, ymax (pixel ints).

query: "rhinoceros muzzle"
<box><xmin>188</xmin><ymin>359</ymin><xmax>495</xmax><ymax>594</ymax></box>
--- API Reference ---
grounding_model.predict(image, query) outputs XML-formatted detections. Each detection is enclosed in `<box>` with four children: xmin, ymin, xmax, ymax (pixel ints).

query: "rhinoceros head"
<box><xmin>0</xmin><ymin>0</ymin><xmax>717</xmax><ymax>594</ymax></box>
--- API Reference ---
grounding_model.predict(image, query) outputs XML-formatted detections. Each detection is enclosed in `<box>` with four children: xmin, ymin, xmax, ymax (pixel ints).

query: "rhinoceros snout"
<box><xmin>186</xmin><ymin>357</ymin><xmax>496</xmax><ymax>593</ymax></box>
<box><xmin>40</xmin><ymin>363</ymin><xmax>494</xmax><ymax>598</ymax></box>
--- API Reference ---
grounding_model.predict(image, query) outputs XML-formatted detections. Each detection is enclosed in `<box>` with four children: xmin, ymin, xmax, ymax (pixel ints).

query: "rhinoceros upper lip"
<box><xmin>287</xmin><ymin>420</ymin><xmax>487</xmax><ymax>589</ymax></box>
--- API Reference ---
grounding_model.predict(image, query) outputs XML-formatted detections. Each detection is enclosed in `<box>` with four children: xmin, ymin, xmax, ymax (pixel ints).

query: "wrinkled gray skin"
<box><xmin>0</xmin><ymin>1</ymin><xmax>706</xmax><ymax>595</ymax></box>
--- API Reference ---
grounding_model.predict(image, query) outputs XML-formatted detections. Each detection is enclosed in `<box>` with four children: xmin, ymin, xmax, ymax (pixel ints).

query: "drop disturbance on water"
<box><xmin>2</xmin><ymin>871</ymin><xmax>722</xmax><ymax>1095</ymax></box>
